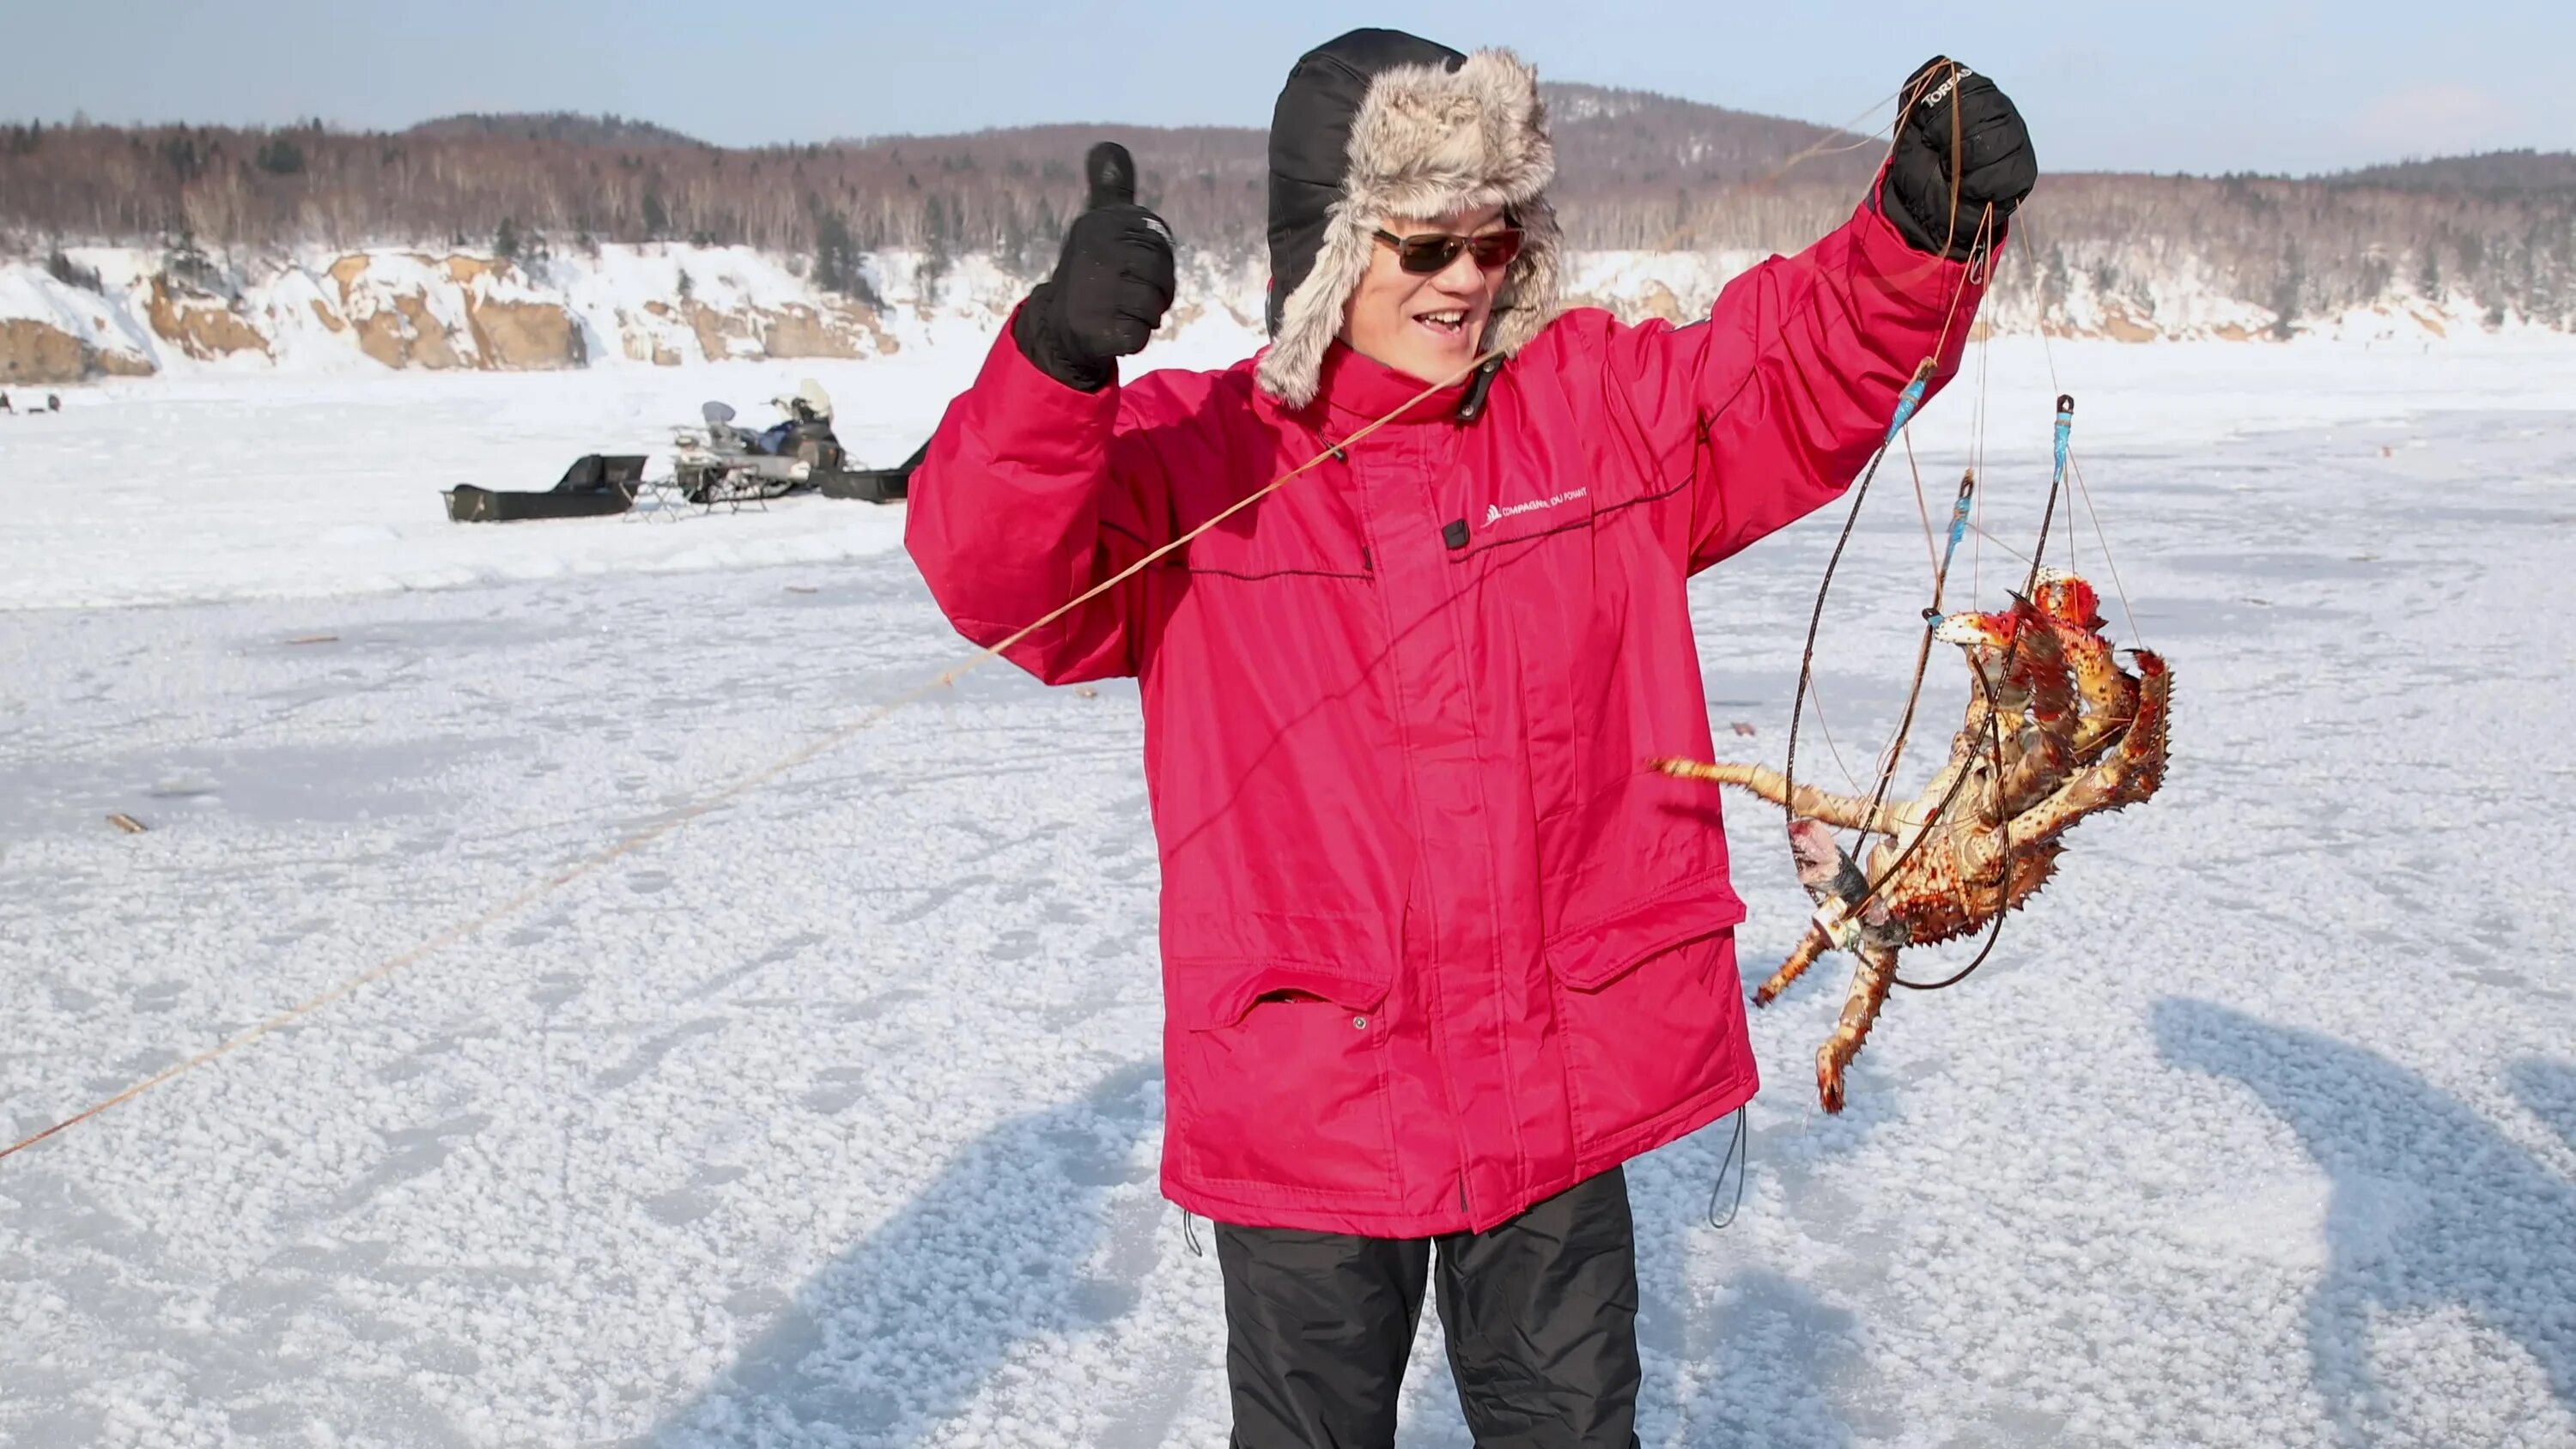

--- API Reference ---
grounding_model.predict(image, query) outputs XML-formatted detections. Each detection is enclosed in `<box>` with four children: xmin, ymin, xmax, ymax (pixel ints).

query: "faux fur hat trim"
<box><xmin>1258</xmin><ymin>47</ymin><xmax>1561</xmax><ymax>408</ymax></box>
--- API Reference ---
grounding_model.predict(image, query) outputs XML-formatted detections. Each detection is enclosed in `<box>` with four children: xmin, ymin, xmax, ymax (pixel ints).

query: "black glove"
<box><xmin>1012</xmin><ymin>142</ymin><xmax>1177</xmax><ymax>391</ymax></box>
<box><xmin>1881</xmin><ymin>58</ymin><xmax>2036</xmax><ymax>262</ymax></box>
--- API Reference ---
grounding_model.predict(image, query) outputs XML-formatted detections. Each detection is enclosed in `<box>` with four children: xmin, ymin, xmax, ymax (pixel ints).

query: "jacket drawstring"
<box><xmin>1705</xmin><ymin>1109</ymin><xmax>1749</xmax><ymax>1229</ymax></box>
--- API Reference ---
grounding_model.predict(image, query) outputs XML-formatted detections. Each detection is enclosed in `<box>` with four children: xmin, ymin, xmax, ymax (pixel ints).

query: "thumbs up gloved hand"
<box><xmin>1881</xmin><ymin>58</ymin><xmax>2036</xmax><ymax>263</ymax></box>
<box><xmin>1012</xmin><ymin>142</ymin><xmax>1178</xmax><ymax>392</ymax></box>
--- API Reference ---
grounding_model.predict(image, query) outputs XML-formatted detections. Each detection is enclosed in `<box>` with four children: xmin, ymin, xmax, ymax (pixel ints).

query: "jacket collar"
<box><xmin>1264</xmin><ymin>340</ymin><xmax>1472</xmax><ymax>431</ymax></box>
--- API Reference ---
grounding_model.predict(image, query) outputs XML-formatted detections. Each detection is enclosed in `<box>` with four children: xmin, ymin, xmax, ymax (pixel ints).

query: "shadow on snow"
<box><xmin>649</xmin><ymin>1060</ymin><xmax>1163</xmax><ymax>1447</ymax></box>
<box><xmin>2153</xmin><ymin>999</ymin><xmax>2576</xmax><ymax>1436</ymax></box>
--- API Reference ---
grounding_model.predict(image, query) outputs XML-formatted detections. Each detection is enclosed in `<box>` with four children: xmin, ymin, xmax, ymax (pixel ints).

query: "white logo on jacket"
<box><xmin>1485</xmin><ymin>487</ymin><xmax>1588</xmax><ymax>529</ymax></box>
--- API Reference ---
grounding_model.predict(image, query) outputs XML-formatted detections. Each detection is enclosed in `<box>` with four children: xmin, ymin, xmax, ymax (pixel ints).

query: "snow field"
<box><xmin>2</xmin><ymin>330</ymin><xmax>2574</xmax><ymax>1446</ymax></box>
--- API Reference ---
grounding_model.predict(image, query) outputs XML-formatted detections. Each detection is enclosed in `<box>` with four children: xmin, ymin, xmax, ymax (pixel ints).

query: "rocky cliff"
<box><xmin>0</xmin><ymin>243</ymin><xmax>904</xmax><ymax>383</ymax></box>
<box><xmin>0</xmin><ymin>234</ymin><xmax>2532</xmax><ymax>386</ymax></box>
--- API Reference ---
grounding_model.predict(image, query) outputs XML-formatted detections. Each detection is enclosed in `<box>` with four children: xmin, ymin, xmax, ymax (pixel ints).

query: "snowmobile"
<box><xmin>671</xmin><ymin>379</ymin><xmax>919</xmax><ymax>506</ymax></box>
<box><xmin>671</xmin><ymin>379</ymin><xmax>844</xmax><ymax>505</ymax></box>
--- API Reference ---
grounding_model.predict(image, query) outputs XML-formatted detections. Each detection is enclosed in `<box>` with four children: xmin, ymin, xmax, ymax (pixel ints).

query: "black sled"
<box><xmin>444</xmin><ymin>453</ymin><xmax>647</xmax><ymax>523</ymax></box>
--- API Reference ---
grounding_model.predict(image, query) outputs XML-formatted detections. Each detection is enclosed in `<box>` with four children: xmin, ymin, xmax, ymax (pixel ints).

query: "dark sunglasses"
<box><xmin>1371</xmin><ymin>227</ymin><xmax>1525</xmax><ymax>276</ymax></box>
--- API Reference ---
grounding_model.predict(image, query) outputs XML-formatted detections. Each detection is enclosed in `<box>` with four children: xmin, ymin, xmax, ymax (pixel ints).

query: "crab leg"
<box><xmin>1652</xmin><ymin>759</ymin><xmax>1916</xmax><ymax>837</ymax></box>
<box><xmin>1959</xmin><ymin>650</ymin><xmax>2172</xmax><ymax>881</ymax></box>
<box><xmin>2032</xmin><ymin>570</ymin><xmax>2141</xmax><ymax>763</ymax></box>
<box><xmin>2053</xmin><ymin>625</ymin><xmax>2140</xmax><ymax>763</ymax></box>
<box><xmin>1754</xmin><ymin>925</ymin><xmax>1834</xmax><ymax>1005</ymax></box>
<box><xmin>1984</xmin><ymin>726</ymin><xmax>2075</xmax><ymax>823</ymax></box>
<box><xmin>1816</xmin><ymin>938</ymin><xmax>1902</xmax><ymax>1114</ymax></box>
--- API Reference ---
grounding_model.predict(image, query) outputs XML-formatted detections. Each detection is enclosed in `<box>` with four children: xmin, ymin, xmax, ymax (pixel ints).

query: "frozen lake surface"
<box><xmin>4</xmin><ymin>332</ymin><xmax>2575</xmax><ymax>1446</ymax></box>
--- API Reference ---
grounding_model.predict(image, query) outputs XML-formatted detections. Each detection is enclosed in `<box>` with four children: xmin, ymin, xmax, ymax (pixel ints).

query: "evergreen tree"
<box><xmin>254</xmin><ymin>136</ymin><xmax>306</xmax><ymax>175</ymax></box>
<box><xmin>919</xmin><ymin>193</ymin><xmax>956</xmax><ymax>292</ymax></box>
<box><xmin>811</xmin><ymin>205</ymin><xmax>861</xmax><ymax>298</ymax></box>
<box><xmin>2270</xmin><ymin>239</ymin><xmax>2304</xmax><ymax>340</ymax></box>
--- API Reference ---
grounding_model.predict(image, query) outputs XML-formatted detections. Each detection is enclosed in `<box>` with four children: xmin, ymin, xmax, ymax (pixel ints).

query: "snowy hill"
<box><xmin>8</xmin><ymin>97</ymin><xmax>2573</xmax><ymax>385</ymax></box>
<box><xmin>404</xmin><ymin>111</ymin><xmax>706</xmax><ymax>149</ymax></box>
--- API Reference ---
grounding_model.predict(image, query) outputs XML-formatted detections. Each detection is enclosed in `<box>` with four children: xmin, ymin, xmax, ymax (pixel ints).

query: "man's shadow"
<box><xmin>2152</xmin><ymin>999</ymin><xmax>2576</xmax><ymax>1439</ymax></box>
<box><xmin>650</xmin><ymin>1060</ymin><xmax>1162</xmax><ymax>1447</ymax></box>
<box><xmin>2512</xmin><ymin>1057</ymin><xmax>2576</xmax><ymax>1158</ymax></box>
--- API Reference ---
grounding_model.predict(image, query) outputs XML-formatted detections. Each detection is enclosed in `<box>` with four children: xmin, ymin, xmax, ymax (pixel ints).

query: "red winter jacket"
<box><xmin>908</xmin><ymin>198</ymin><xmax>1987</xmax><ymax>1236</ymax></box>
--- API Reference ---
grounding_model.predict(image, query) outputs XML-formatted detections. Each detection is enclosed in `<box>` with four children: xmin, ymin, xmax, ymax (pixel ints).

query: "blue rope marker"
<box><xmin>2051</xmin><ymin>392</ymin><xmax>2076</xmax><ymax>493</ymax></box>
<box><xmin>1881</xmin><ymin>358</ymin><xmax>1938</xmax><ymax>446</ymax></box>
<box><xmin>1938</xmin><ymin>472</ymin><xmax>1977</xmax><ymax>585</ymax></box>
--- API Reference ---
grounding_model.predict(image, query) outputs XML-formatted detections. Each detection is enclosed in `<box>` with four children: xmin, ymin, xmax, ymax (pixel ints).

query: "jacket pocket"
<box><xmin>1543</xmin><ymin>870</ymin><xmax>1754</xmax><ymax>1149</ymax></box>
<box><xmin>1168</xmin><ymin>483</ymin><xmax>1373</xmax><ymax>583</ymax></box>
<box><xmin>1545</xmin><ymin>868</ymin><xmax>1747</xmax><ymax>991</ymax></box>
<box><xmin>1163</xmin><ymin>911</ymin><xmax>1400</xmax><ymax>1201</ymax></box>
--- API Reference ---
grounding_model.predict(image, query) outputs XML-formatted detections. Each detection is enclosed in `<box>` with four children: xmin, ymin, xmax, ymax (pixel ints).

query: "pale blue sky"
<box><xmin>5</xmin><ymin>0</ymin><xmax>2566</xmax><ymax>175</ymax></box>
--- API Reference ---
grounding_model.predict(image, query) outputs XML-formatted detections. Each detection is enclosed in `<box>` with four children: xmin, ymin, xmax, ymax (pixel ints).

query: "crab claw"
<box><xmin>1932</xmin><ymin>609</ymin><xmax>2013</xmax><ymax>647</ymax></box>
<box><xmin>2032</xmin><ymin>568</ymin><xmax>2107</xmax><ymax>631</ymax></box>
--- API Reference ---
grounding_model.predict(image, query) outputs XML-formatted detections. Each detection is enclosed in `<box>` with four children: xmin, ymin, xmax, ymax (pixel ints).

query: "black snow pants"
<box><xmin>1214</xmin><ymin>1167</ymin><xmax>1643</xmax><ymax>1449</ymax></box>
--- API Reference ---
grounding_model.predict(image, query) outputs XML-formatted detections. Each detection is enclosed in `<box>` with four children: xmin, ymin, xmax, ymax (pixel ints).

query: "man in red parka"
<box><xmin>908</xmin><ymin>28</ymin><xmax>2033</xmax><ymax>1449</ymax></box>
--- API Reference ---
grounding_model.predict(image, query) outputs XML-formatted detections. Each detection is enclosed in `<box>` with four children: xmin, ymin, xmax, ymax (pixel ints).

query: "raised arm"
<box><xmin>902</xmin><ymin>143</ymin><xmax>1180</xmax><ymax>684</ymax></box>
<box><xmin>905</xmin><ymin>336</ymin><xmax>1175</xmax><ymax>683</ymax></box>
<box><xmin>1581</xmin><ymin>58</ymin><xmax>2035</xmax><ymax>572</ymax></box>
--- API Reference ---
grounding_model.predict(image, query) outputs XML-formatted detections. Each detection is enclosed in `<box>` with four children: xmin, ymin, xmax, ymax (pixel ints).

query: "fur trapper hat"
<box><xmin>1259</xmin><ymin>29</ymin><xmax>1562</xmax><ymax>408</ymax></box>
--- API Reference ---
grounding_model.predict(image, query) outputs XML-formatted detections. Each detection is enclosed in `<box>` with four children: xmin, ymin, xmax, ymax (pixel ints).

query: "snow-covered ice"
<box><xmin>3</xmin><ymin>326</ymin><xmax>2575</xmax><ymax>1447</ymax></box>
<box><xmin>0</xmin><ymin>314</ymin><xmax>1265</xmax><ymax>614</ymax></box>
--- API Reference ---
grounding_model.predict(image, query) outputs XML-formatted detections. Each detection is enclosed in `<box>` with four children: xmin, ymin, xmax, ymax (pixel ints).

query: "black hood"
<box><xmin>1264</xmin><ymin>28</ymin><xmax>1466</xmax><ymax>338</ymax></box>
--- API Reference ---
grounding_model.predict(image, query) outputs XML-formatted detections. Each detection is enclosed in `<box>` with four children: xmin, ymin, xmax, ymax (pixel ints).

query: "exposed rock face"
<box><xmin>1555</xmin><ymin>280</ymin><xmax>1706</xmax><ymax>326</ymax></box>
<box><xmin>658</xmin><ymin>295</ymin><xmax>896</xmax><ymax>361</ymax></box>
<box><xmin>2095</xmin><ymin>301</ymin><xmax>2159</xmax><ymax>343</ymax></box>
<box><xmin>0</xmin><ymin>319</ymin><xmax>155</xmax><ymax>381</ymax></box>
<box><xmin>0</xmin><ymin>319</ymin><xmax>92</xmax><ymax>383</ymax></box>
<box><xmin>682</xmin><ymin>300</ymin><xmax>759</xmax><ymax>362</ymax></box>
<box><xmin>392</xmin><ymin>293</ymin><xmax>463</xmax><ymax>368</ymax></box>
<box><xmin>334</xmin><ymin>270</ymin><xmax>461</xmax><ymax>370</ymax></box>
<box><xmin>325</xmin><ymin>256</ymin><xmax>374</xmax><ymax>303</ymax></box>
<box><xmin>761</xmin><ymin>301</ymin><xmax>896</xmax><ymax>359</ymax></box>
<box><xmin>95</xmin><ymin>349</ymin><xmax>157</xmax><ymax>377</ymax></box>
<box><xmin>319</xmin><ymin>253</ymin><xmax>581</xmax><ymax>369</ymax></box>
<box><xmin>465</xmin><ymin>297</ymin><xmax>586</xmax><ymax>368</ymax></box>
<box><xmin>447</xmin><ymin>256</ymin><xmax>584</xmax><ymax>368</ymax></box>
<box><xmin>145</xmin><ymin>278</ymin><xmax>271</xmax><ymax>361</ymax></box>
<box><xmin>327</xmin><ymin>256</ymin><xmax>414</xmax><ymax>369</ymax></box>
<box><xmin>18</xmin><ymin>237</ymin><xmax>2464</xmax><ymax>384</ymax></box>
<box><xmin>612</xmin><ymin>312</ymin><xmax>683</xmax><ymax>366</ymax></box>
<box><xmin>1629</xmin><ymin>281</ymin><xmax>1686</xmax><ymax>324</ymax></box>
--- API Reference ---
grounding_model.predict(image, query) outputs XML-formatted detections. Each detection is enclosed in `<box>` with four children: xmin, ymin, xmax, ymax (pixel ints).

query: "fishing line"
<box><xmin>0</xmin><ymin>353</ymin><xmax>1498</xmax><ymax>1167</ymax></box>
<box><xmin>6</xmin><ymin>88</ymin><xmax>1931</xmax><ymax>1167</ymax></box>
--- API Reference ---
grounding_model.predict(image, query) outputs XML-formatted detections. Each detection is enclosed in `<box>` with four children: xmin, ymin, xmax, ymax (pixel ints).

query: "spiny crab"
<box><xmin>1656</xmin><ymin>568</ymin><xmax>2172</xmax><ymax>1112</ymax></box>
